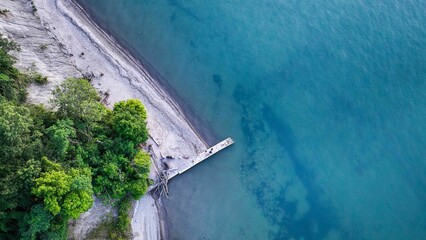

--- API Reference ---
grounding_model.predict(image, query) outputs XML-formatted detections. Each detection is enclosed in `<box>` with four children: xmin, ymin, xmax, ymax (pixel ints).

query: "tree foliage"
<box><xmin>112</xmin><ymin>99</ymin><xmax>148</xmax><ymax>144</ymax></box>
<box><xmin>129</xmin><ymin>151</ymin><xmax>151</xmax><ymax>199</ymax></box>
<box><xmin>0</xmin><ymin>33</ymin><xmax>21</xmax><ymax>52</ymax></box>
<box><xmin>0</xmin><ymin>101</ymin><xmax>32</xmax><ymax>160</ymax></box>
<box><xmin>0</xmin><ymin>34</ymin><xmax>31</xmax><ymax>103</ymax></box>
<box><xmin>0</xmin><ymin>44</ymin><xmax>151</xmax><ymax>239</ymax></box>
<box><xmin>19</xmin><ymin>204</ymin><xmax>53</xmax><ymax>240</ymax></box>
<box><xmin>46</xmin><ymin>119</ymin><xmax>76</xmax><ymax>160</ymax></box>
<box><xmin>51</xmin><ymin>78</ymin><xmax>106</xmax><ymax>124</ymax></box>
<box><xmin>32</xmin><ymin>157</ymin><xmax>94</xmax><ymax>218</ymax></box>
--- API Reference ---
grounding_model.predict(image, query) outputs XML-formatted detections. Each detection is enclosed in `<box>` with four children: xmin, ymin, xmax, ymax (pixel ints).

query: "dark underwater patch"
<box><xmin>262</xmin><ymin>103</ymin><xmax>340</xmax><ymax>239</ymax></box>
<box><xmin>233</xmin><ymin>84</ymin><xmax>340</xmax><ymax>239</ymax></box>
<box><xmin>212</xmin><ymin>74</ymin><xmax>222</xmax><ymax>89</ymax></box>
<box><xmin>166</xmin><ymin>0</ymin><xmax>201</xmax><ymax>21</ymax></box>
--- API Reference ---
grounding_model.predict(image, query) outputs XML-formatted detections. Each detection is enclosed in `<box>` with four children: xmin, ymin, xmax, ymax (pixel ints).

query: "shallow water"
<box><xmin>76</xmin><ymin>0</ymin><xmax>426</xmax><ymax>239</ymax></box>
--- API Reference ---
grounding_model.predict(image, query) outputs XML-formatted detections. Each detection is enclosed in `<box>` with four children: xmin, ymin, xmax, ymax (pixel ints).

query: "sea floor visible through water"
<box><xmin>76</xmin><ymin>0</ymin><xmax>426</xmax><ymax>239</ymax></box>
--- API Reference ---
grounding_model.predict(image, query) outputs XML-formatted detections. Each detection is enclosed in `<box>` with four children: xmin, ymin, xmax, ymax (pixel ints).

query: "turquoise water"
<box><xmin>76</xmin><ymin>0</ymin><xmax>426</xmax><ymax>239</ymax></box>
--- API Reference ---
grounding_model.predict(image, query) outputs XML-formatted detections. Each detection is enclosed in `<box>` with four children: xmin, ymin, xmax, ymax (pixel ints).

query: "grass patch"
<box><xmin>32</xmin><ymin>73</ymin><xmax>48</xmax><ymax>85</ymax></box>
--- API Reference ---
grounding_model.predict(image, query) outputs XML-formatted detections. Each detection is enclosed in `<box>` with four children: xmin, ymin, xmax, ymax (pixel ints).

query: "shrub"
<box><xmin>0</xmin><ymin>9</ymin><xmax>10</xmax><ymax>16</ymax></box>
<box><xmin>40</xmin><ymin>44</ymin><xmax>48</xmax><ymax>51</ymax></box>
<box><xmin>33</xmin><ymin>73</ymin><xmax>48</xmax><ymax>85</ymax></box>
<box><xmin>117</xmin><ymin>197</ymin><xmax>131</xmax><ymax>233</ymax></box>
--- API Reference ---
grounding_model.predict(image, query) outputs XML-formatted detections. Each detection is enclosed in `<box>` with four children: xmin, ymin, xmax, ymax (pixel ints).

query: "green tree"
<box><xmin>134</xmin><ymin>151</ymin><xmax>150</xmax><ymax>175</ymax></box>
<box><xmin>62</xmin><ymin>168</ymin><xmax>94</xmax><ymax>218</ymax></box>
<box><xmin>0</xmin><ymin>35</ymin><xmax>31</xmax><ymax>103</ymax></box>
<box><xmin>19</xmin><ymin>204</ymin><xmax>53</xmax><ymax>240</ymax></box>
<box><xmin>0</xmin><ymin>73</ymin><xmax>21</xmax><ymax>102</ymax></box>
<box><xmin>0</xmin><ymin>50</ymin><xmax>17</xmax><ymax>78</ymax></box>
<box><xmin>0</xmin><ymin>101</ymin><xmax>35</xmax><ymax>217</ymax></box>
<box><xmin>46</xmin><ymin>119</ymin><xmax>76</xmax><ymax>160</ymax></box>
<box><xmin>112</xmin><ymin>99</ymin><xmax>148</xmax><ymax>144</ymax></box>
<box><xmin>92</xmin><ymin>150</ymin><xmax>151</xmax><ymax>200</ymax></box>
<box><xmin>51</xmin><ymin>78</ymin><xmax>107</xmax><ymax>127</ymax></box>
<box><xmin>17</xmin><ymin>159</ymin><xmax>42</xmax><ymax>190</ymax></box>
<box><xmin>0</xmin><ymin>101</ymin><xmax>33</xmax><ymax>159</ymax></box>
<box><xmin>33</xmin><ymin>168</ymin><xmax>71</xmax><ymax>216</ymax></box>
<box><xmin>92</xmin><ymin>152</ymin><xmax>128</xmax><ymax>199</ymax></box>
<box><xmin>128</xmin><ymin>151</ymin><xmax>151</xmax><ymax>199</ymax></box>
<box><xmin>32</xmin><ymin>157</ymin><xmax>93</xmax><ymax>218</ymax></box>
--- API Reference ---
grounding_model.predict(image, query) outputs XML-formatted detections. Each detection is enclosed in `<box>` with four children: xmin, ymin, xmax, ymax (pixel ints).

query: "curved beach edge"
<box><xmin>0</xmin><ymin>0</ymin><xmax>209</xmax><ymax>239</ymax></box>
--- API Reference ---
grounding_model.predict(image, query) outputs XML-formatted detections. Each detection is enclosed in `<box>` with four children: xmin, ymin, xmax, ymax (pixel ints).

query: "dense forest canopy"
<box><xmin>0</xmin><ymin>34</ymin><xmax>151</xmax><ymax>239</ymax></box>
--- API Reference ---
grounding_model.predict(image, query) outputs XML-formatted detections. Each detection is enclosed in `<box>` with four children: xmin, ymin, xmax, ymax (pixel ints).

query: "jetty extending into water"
<box><xmin>149</xmin><ymin>137</ymin><xmax>234</xmax><ymax>193</ymax></box>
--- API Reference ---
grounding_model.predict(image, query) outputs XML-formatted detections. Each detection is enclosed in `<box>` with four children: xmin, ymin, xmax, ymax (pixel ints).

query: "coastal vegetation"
<box><xmin>85</xmin><ymin>197</ymin><xmax>132</xmax><ymax>240</ymax></box>
<box><xmin>0</xmin><ymin>9</ymin><xmax>10</xmax><ymax>16</ymax></box>
<box><xmin>30</xmin><ymin>1</ymin><xmax>37</xmax><ymax>13</ymax></box>
<box><xmin>0</xmin><ymin>35</ymin><xmax>151</xmax><ymax>239</ymax></box>
<box><xmin>39</xmin><ymin>44</ymin><xmax>48</xmax><ymax>51</ymax></box>
<box><xmin>32</xmin><ymin>73</ymin><xmax>48</xmax><ymax>85</ymax></box>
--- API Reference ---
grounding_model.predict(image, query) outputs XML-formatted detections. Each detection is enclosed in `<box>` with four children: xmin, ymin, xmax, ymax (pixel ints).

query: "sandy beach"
<box><xmin>0</xmin><ymin>0</ymin><xmax>208</xmax><ymax>239</ymax></box>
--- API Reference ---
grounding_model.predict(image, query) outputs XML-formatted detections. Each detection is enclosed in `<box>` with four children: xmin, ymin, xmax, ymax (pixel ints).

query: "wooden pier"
<box><xmin>149</xmin><ymin>137</ymin><xmax>234</xmax><ymax>193</ymax></box>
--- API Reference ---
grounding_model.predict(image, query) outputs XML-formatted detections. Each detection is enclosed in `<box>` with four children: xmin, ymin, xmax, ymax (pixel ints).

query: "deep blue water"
<box><xmin>76</xmin><ymin>0</ymin><xmax>426</xmax><ymax>239</ymax></box>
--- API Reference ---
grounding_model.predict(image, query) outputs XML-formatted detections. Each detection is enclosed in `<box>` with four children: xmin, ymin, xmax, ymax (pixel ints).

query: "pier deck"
<box><xmin>149</xmin><ymin>137</ymin><xmax>234</xmax><ymax>192</ymax></box>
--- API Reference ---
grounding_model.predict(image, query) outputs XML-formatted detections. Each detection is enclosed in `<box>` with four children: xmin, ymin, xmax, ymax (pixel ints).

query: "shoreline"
<box><xmin>1</xmin><ymin>0</ymin><xmax>210</xmax><ymax>239</ymax></box>
<box><xmin>67</xmin><ymin>0</ymin><xmax>210</xmax><ymax>148</ymax></box>
<box><xmin>47</xmin><ymin>0</ymin><xmax>208</xmax><ymax>239</ymax></box>
<box><xmin>73</xmin><ymin>0</ymin><xmax>218</xmax><ymax>146</ymax></box>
